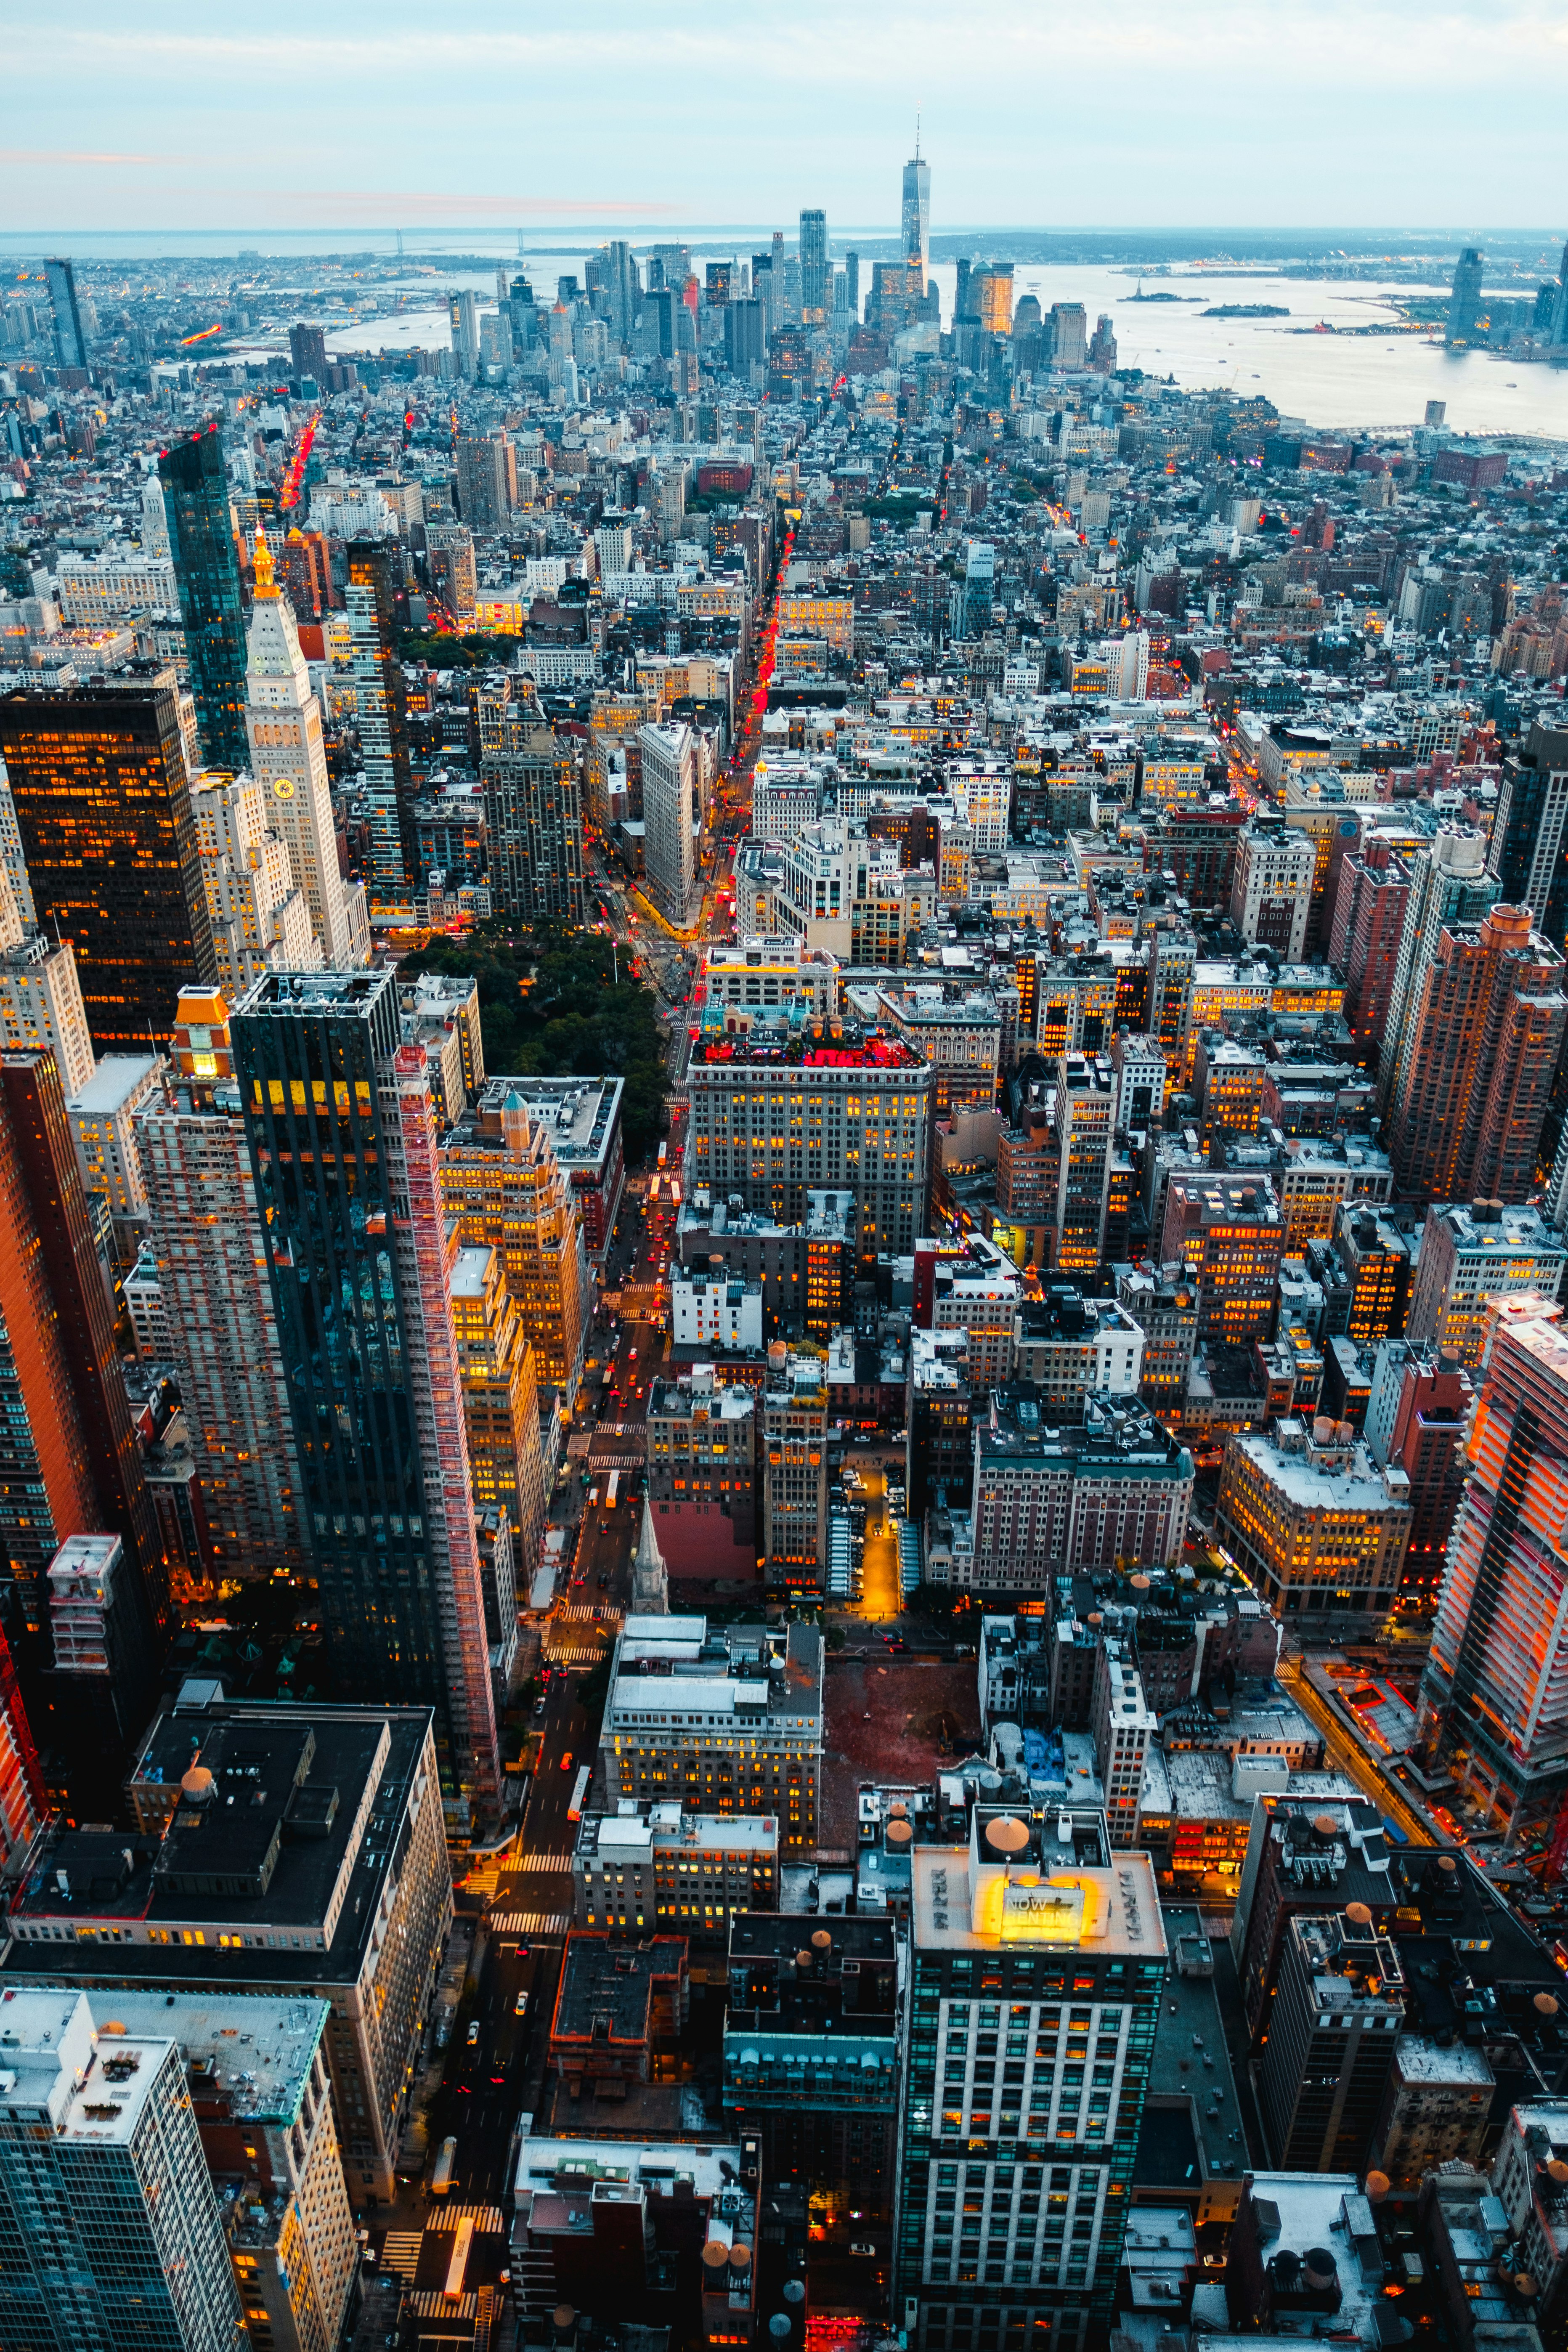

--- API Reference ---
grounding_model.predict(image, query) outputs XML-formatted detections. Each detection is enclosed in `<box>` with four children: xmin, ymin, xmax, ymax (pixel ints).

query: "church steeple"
<box><xmin>631</xmin><ymin>1497</ymin><xmax>668</xmax><ymax>1616</ymax></box>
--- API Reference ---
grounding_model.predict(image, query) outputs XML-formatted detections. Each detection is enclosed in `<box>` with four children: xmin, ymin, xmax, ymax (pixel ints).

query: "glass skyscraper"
<box><xmin>0</xmin><ymin>672</ymin><xmax>218</xmax><ymax>1052</ymax></box>
<box><xmin>232</xmin><ymin>968</ymin><xmax>500</xmax><ymax>1821</ymax></box>
<box><xmin>902</xmin><ymin>154</ymin><xmax>931</xmax><ymax>279</ymax></box>
<box><xmin>43</xmin><ymin>257</ymin><xmax>88</xmax><ymax>372</ymax></box>
<box><xmin>159</xmin><ymin>425</ymin><xmax>252</xmax><ymax>771</ymax></box>
<box><xmin>799</xmin><ymin>208</ymin><xmax>830</xmax><ymax>323</ymax></box>
<box><xmin>895</xmin><ymin>1808</ymin><xmax>1165</xmax><ymax>2352</ymax></box>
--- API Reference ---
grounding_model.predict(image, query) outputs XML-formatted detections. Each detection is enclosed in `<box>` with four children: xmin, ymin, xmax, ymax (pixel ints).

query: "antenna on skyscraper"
<box><xmin>915</xmin><ymin>114</ymin><xmax>921</xmax><ymax>161</ymax></box>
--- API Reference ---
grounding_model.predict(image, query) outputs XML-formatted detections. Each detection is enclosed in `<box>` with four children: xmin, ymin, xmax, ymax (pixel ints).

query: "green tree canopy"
<box><xmin>401</xmin><ymin>923</ymin><xmax>670</xmax><ymax>1160</ymax></box>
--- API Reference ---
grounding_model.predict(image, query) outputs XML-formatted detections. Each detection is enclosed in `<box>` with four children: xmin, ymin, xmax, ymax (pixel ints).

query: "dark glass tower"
<box><xmin>159</xmin><ymin>426</ymin><xmax>251</xmax><ymax>771</ymax></box>
<box><xmin>0</xmin><ymin>672</ymin><xmax>217</xmax><ymax>1052</ymax></box>
<box><xmin>43</xmin><ymin>258</ymin><xmax>88</xmax><ymax>372</ymax></box>
<box><xmin>231</xmin><ymin>969</ymin><xmax>500</xmax><ymax>1820</ymax></box>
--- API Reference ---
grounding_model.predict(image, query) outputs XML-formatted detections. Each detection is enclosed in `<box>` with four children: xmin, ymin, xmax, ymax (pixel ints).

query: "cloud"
<box><xmin>0</xmin><ymin>149</ymin><xmax>163</xmax><ymax>166</ymax></box>
<box><xmin>3</xmin><ymin>0</ymin><xmax>1566</xmax><ymax>230</ymax></box>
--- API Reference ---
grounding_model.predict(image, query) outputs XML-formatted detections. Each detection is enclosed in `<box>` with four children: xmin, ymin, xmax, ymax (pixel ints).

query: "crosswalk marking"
<box><xmin>488</xmin><ymin>1910</ymin><xmax>571</xmax><ymax>1935</ymax></box>
<box><xmin>463</xmin><ymin>1867</ymin><xmax>500</xmax><ymax>1897</ymax></box>
<box><xmin>379</xmin><ymin>2232</ymin><xmax>422</xmax><ymax>2279</ymax></box>
<box><xmin>545</xmin><ymin>1644</ymin><xmax>608</xmax><ymax>1663</ymax></box>
<box><xmin>507</xmin><ymin>1853</ymin><xmax>572</xmax><ymax>1872</ymax></box>
<box><xmin>557</xmin><ymin>1604</ymin><xmax>623</xmax><ymax>1624</ymax></box>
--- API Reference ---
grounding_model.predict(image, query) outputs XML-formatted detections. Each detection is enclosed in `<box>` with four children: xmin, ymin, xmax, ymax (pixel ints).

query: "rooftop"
<box><xmin>1223</xmin><ymin>1423</ymin><xmax>1410</xmax><ymax>1514</ymax></box>
<box><xmin>647</xmin><ymin>1374</ymin><xmax>756</xmax><ymax>1426</ymax></box>
<box><xmin>1425</xmin><ymin>1199</ymin><xmax>1566</xmax><ymax>1255</ymax></box>
<box><xmin>474</xmin><ymin>1073</ymin><xmax>623</xmax><ymax>1171</ymax></box>
<box><xmin>3</xmin><ymin>1683</ymin><xmax>432</xmax><ymax>1985</ymax></box>
<box><xmin>576</xmin><ymin>1804</ymin><xmax>778</xmax><ymax>1864</ymax></box>
<box><xmin>910</xmin><ymin>1816</ymin><xmax>1164</xmax><ymax>1956</ymax></box>
<box><xmin>66</xmin><ymin>1051</ymin><xmax>161</xmax><ymax>1115</ymax></box>
<box><xmin>608</xmin><ymin>1617</ymin><xmax>822</xmax><ymax>1732</ymax></box>
<box><xmin>726</xmin><ymin>1913</ymin><xmax>899</xmax><ymax>2041</ymax></box>
<box><xmin>0</xmin><ymin>1990</ymin><xmax>176</xmax><ymax>2147</ymax></box>
<box><xmin>1136</xmin><ymin>1904</ymin><xmax>1247</xmax><ymax>2198</ymax></box>
<box><xmin>514</xmin><ymin>2133</ymin><xmax>745</xmax><ymax>2208</ymax></box>
<box><xmin>233</xmin><ymin>968</ymin><xmax>393</xmax><ymax>1018</ymax></box>
<box><xmin>551</xmin><ymin>1933</ymin><xmax>687</xmax><ymax>2046</ymax></box>
<box><xmin>690</xmin><ymin>1023</ymin><xmax>921</xmax><ymax>1072</ymax></box>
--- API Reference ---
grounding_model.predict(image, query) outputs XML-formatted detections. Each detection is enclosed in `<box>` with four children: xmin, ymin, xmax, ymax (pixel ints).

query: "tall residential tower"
<box><xmin>232</xmin><ymin>969</ymin><xmax>500</xmax><ymax>1821</ymax></box>
<box><xmin>245</xmin><ymin>532</ymin><xmax>370</xmax><ymax>967</ymax></box>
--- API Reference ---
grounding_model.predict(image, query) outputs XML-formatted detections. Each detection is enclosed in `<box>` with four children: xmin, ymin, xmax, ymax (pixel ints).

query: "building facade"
<box><xmin>2</xmin><ymin>1686</ymin><xmax>452</xmax><ymax>2204</ymax></box>
<box><xmin>0</xmin><ymin>1988</ymin><xmax>244</xmax><ymax>2352</ymax></box>
<box><xmin>602</xmin><ymin>1613</ymin><xmax>823</xmax><ymax>1853</ymax></box>
<box><xmin>479</xmin><ymin>696</ymin><xmax>588</xmax><ymax>928</ymax></box>
<box><xmin>642</xmin><ymin>719</ymin><xmax>701</xmax><ymax>931</ymax></box>
<box><xmin>1404</xmin><ymin>1199</ymin><xmax>1568</xmax><ymax>1371</ymax></box>
<box><xmin>345</xmin><ymin>538</ymin><xmax>415</xmax><ymax>894</ymax></box>
<box><xmin>231</xmin><ymin>969</ymin><xmax>499</xmax><ymax>1819</ymax></box>
<box><xmin>647</xmin><ymin>1367</ymin><xmax>759</xmax><ymax>1582</ymax></box>
<box><xmin>1215</xmin><ymin>1419</ymin><xmax>1411</xmax><ymax>1627</ymax></box>
<box><xmin>245</xmin><ymin>533</ymin><xmax>369</xmax><ymax>969</ymax></box>
<box><xmin>686</xmin><ymin>1025</ymin><xmax>934</xmax><ymax>1264</ymax></box>
<box><xmin>135</xmin><ymin>986</ymin><xmax>306</xmax><ymax>1582</ymax></box>
<box><xmin>1419</xmin><ymin>1295</ymin><xmax>1568</xmax><ymax>1849</ymax></box>
<box><xmin>160</xmin><ymin>427</ymin><xmax>251</xmax><ymax>772</ymax></box>
<box><xmin>575</xmin><ymin>1802</ymin><xmax>778</xmax><ymax>1941</ymax></box>
<box><xmin>439</xmin><ymin>1080</ymin><xmax>589</xmax><ymax>1410</ymax></box>
<box><xmin>895</xmin><ymin>1810</ymin><xmax>1166</xmax><ymax>2352</ymax></box>
<box><xmin>0</xmin><ymin>675</ymin><xmax>218</xmax><ymax>1052</ymax></box>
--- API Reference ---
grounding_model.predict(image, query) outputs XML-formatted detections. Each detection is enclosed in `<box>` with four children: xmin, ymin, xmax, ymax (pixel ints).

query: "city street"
<box><xmin>1276</xmin><ymin>1652</ymin><xmax>1433</xmax><ymax>1848</ymax></box>
<box><xmin>366</xmin><ymin>1180</ymin><xmax>682</xmax><ymax>2248</ymax></box>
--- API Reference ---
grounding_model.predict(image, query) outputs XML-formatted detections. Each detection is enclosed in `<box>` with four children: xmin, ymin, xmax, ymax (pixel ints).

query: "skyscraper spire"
<box><xmin>631</xmin><ymin>1497</ymin><xmax>669</xmax><ymax>1616</ymax></box>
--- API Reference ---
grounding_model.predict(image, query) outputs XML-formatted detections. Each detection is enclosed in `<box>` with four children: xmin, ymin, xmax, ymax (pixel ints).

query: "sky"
<box><xmin>3</xmin><ymin>0</ymin><xmax>1567</xmax><ymax>239</ymax></box>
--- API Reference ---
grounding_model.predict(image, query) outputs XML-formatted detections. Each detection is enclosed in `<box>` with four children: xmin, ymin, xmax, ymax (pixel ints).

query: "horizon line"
<box><xmin>2</xmin><ymin>221</ymin><xmax>1565</xmax><ymax>241</ymax></box>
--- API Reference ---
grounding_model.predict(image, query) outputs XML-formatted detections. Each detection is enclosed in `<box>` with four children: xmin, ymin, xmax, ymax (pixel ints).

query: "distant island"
<box><xmin>1202</xmin><ymin>302</ymin><xmax>1291</xmax><ymax>318</ymax></box>
<box><xmin>1129</xmin><ymin>288</ymin><xmax>1186</xmax><ymax>302</ymax></box>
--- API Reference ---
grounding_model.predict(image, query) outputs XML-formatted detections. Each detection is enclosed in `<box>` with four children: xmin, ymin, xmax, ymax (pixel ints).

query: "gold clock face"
<box><xmin>273</xmin><ymin>777</ymin><xmax>296</xmax><ymax>799</ymax></box>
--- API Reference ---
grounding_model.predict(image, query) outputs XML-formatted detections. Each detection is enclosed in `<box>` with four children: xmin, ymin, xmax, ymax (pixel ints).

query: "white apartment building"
<box><xmin>53</xmin><ymin>549</ymin><xmax>181</xmax><ymax>626</ymax></box>
<box><xmin>602</xmin><ymin>1612</ymin><xmax>824</xmax><ymax>1850</ymax></box>
<box><xmin>1093</xmin><ymin>1639</ymin><xmax>1156</xmax><ymax>1850</ymax></box>
<box><xmin>245</xmin><ymin>539</ymin><xmax>369</xmax><ymax>968</ymax></box>
<box><xmin>945</xmin><ymin>759</ymin><xmax>1011</xmax><ymax>854</ymax></box>
<box><xmin>772</xmin><ymin>816</ymin><xmax>852</xmax><ymax>957</ymax></box>
<box><xmin>1013</xmin><ymin>1297</ymin><xmax>1146</xmax><ymax>1411</ymax></box>
<box><xmin>1228</xmin><ymin>823</ymin><xmax>1316</xmax><ymax>962</ymax></box>
<box><xmin>752</xmin><ymin>751</ymin><xmax>827</xmax><ymax>847</ymax></box>
<box><xmin>0</xmin><ymin>1989</ymin><xmax>243</xmax><ymax>2352</ymax></box>
<box><xmin>191</xmin><ymin>771</ymin><xmax>317</xmax><ymax>998</ymax></box>
<box><xmin>699</xmin><ymin>935</ymin><xmax>838</xmax><ymax>1033</ymax></box>
<box><xmin>673</xmin><ymin>1269</ymin><xmax>764</xmax><ymax>1354</ymax></box>
<box><xmin>67</xmin><ymin>1050</ymin><xmax>163</xmax><ymax>1218</ymax></box>
<box><xmin>0</xmin><ymin>930</ymin><xmax>95</xmax><ymax>1093</ymax></box>
<box><xmin>641</xmin><ymin>719</ymin><xmax>702</xmax><ymax>929</ymax></box>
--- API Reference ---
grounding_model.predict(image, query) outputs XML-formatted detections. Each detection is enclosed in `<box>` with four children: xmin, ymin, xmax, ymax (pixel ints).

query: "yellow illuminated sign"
<box><xmin>974</xmin><ymin>1871</ymin><xmax>1101</xmax><ymax>1945</ymax></box>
